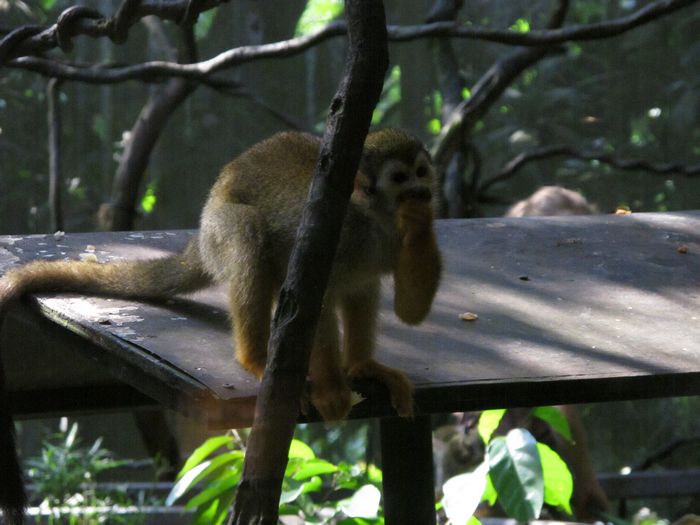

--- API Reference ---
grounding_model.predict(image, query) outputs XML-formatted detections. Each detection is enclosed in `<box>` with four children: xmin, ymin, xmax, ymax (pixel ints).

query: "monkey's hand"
<box><xmin>347</xmin><ymin>359</ymin><xmax>414</xmax><ymax>417</ymax></box>
<box><xmin>394</xmin><ymin>200</ymin><xmax>442</xmax><ymax>324</ymax></box>
<box><xmin>396</xmin><ymin>199</ymin><xmax>433</xmax><ymax>244</ymax></box>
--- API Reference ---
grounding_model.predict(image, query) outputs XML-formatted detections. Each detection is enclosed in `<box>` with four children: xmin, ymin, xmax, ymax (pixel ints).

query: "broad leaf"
<box><xmin>184</xmin><ymin>473</ymin><xmax>241</xmax><ymax>510</ymax></box>
<box><xmin>477</xmin><ymin>409</ymin><xmax>506</xmax><ymax>444</ymax></box>
<box><xmin>289</xmin><ymin>438</ymin><xmax>316</xmax><ymax>459</ymax></box>
<box><xmin>487</xmin><ymin>429</ymin><xmax>544</xmax><ymax>521</ymax></box>
<box><xmin>167</xmin><ymin>461</ymin><xmax>212</xmax><ymax>505</ymax></box>
<box><xmin>482</xmin><ymin>473</ymin><xmax>497</xmax><ymax>505</ymax></box>
<box><xmin>289</xmin><ymin>458</ymin><xmax>338</xmax><ymax>480</ymax></box>
<box><xmin>442</xmin><ymin>461</ymin><xmax>489</xmax><ymax>524</ymax></box>
<box><xmin>177</xmin><ymin>435</ymin><xmax>234</xmax><ymax>480</ymax></box>
<box><xmin>193</xmin><ymin>498</ymin><xmax>219</xmax><ymax>525</ymax></box>
<box><xmin>538</xmin><ymin>443</ymin><xmax>573</xmax><ymax>514</ymax></box>
<box><xmin>341</xmin><ymin>484</ymin><xmax>381</xmax><ymax>518</ymax></box>
<box><xmin>532</xmin><ymin>406</ymin><xmax>574</xmax><ymax>443</ymax></box>
<box><xmin>295</xmin><ymin>0</ymin><xmax>344</xmax><ymax>36</ymax></box>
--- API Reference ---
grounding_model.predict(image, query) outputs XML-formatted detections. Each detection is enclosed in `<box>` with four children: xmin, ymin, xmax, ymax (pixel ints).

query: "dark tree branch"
<box><xmin>427</xmin><ymin>0</ymin><xmax>468</xmax><ymax>218</ymax></box>
<box><xmin>3</xmin><ymin>0</ymin><xmax>697</xmax><ymax>84</ymax></box>
<box><xmin>0</xmin><ymin>0</ymin><xmax>228</xmax><ymax>60</ymax></box>
<box><xmin>47</xmin><ymin>78</ymin><xmax>63</xmax><ymax>233</ymax></box>
<box><xmin>389</xmin><ymin>0</ymin><xmax>694</xmax><ymax>44</ymax></box>
<box><xmin>100</xmin><ymin>19</ymin><xmax>199</xmax><ymax>231</ymax></box>
<box><xmin>431</xmin><ymin>0</ymin><xmax>570</xmax><ymax>183</ymax></box>
<box><xmin>480</xmin><ymin>145</ymin><xmax>700</xmax><ymax>194</ymax></box>
<box><xmin>229</xmin><ymin>0</ymin><xmax>388</xmax><ymax>522</ymax></box>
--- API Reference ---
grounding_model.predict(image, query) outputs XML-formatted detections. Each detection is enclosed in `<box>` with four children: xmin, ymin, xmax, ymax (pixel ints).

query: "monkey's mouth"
<box><xmin>397</xmin><ymin>188</ymin><xmax>432</xmax><ymax>203</ymax></box>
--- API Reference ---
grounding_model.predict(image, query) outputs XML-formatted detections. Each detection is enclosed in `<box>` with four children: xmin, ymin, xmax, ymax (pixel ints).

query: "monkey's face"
<box><xmin>375</xmin><ymin>150</ymin><xmax>434</xmax><ymax>208</ymax></box>
<box><xmin>354</xmin><ymin>150</ymin><xmax>435</xmax><ymax>217</ymax></box>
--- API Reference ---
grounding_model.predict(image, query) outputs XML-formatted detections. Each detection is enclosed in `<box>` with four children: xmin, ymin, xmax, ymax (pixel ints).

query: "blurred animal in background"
<box><xmin>505</xmin><ymin>185</ymin><xmax>596</xmax><ymax>217</ymax></box>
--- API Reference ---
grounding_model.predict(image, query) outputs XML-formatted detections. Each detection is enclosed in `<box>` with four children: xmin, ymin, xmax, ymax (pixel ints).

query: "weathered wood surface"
<box><xmin>2</xmin><ymin>212</ymin><xmax>700</xmax><ymax>427</ymax></box>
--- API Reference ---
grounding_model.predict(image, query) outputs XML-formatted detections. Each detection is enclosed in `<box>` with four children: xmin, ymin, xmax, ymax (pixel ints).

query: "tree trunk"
<box><xmin>228</xmin><ymin>1</ymin><xmax>389</xmax><ymax>523</ymax></box>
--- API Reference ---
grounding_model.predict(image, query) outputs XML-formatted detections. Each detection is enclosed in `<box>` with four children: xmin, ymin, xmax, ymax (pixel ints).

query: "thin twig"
<box><xmin>480</xmin><ymin>145</ymin><xmax>700</xmax><ymax>194</ymax></box>
<box><xmin>3</xmin><ymin>0</ymin><xmax>697</xmax><ymax>84</ymax></box>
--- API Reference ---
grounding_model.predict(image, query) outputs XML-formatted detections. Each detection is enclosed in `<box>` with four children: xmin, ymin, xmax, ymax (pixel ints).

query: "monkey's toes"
<box><xmin>347</xmin><ymin>360</ymin><xmax>415</xmax><ymax>418</ymax></box>
<box><xmin>312</xmin><ymin>385</ymin><xmax>352</xmax><ymax>421</ymax></box>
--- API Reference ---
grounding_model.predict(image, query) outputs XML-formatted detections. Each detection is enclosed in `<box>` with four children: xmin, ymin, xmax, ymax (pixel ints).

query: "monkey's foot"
<box><xmin>311</xmin><ymin>382</ymin><xmax>353</xmax><ymax>421</ymax></box>
<box><xmin>347</xmin><ymin>360</ymin><xmax>414</xmax><ymax>417</ymax></box>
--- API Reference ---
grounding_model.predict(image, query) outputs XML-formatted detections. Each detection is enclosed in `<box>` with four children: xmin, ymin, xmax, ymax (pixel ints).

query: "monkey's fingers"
<box><xmin>396</xmin><ymin>201</ymin><xmax>434</xmax><ymax>239</ymax></box>
<box><xmin>347</xmin><ymin>360</ymin><xmax>414</xmax><ymax>418</ymax></box>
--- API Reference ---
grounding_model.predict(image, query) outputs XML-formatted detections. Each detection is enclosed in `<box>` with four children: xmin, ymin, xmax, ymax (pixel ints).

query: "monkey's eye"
<box><xmin>416</xmin><ymin>166</ymin><xmax>428</xmax><ymax>178</ymax></box>
<box><xmin>391</xmin><ymin>171</ymin><xmax>408</xmax><ymax>184</ymax></box>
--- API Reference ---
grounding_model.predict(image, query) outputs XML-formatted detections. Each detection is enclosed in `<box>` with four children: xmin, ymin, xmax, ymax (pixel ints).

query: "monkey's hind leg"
<box><xmin>200</xmin><ymin>202</ymin><xmax>273</xmax><ymax>379</ymax></box>
<box><xmin>228</xmin><ymin>277</ymin><xmax>272</xmax><ymax>379</ymax></box>
<box><xmin>309</xmin><ymin>306</ymin><xmax>352</xmax><ymax>421</ymax></box>
<box><xmin>342</xmin><ymin>284</ymin><xmax>414</xmax><ymax>417</ymax></box>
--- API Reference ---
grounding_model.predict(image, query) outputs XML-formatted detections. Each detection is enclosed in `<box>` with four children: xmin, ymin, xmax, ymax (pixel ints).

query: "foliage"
<box><xmin>167</xmin><ymin>432</ymin><xmax>384</xmax><ymax>525</ymax></box>
<box><xmin>295</xmin><ymin>0</ymin><xmax>344</xmax><ymax>36</ymax></box>
<box><xmin>24</xmin><ymin>418</ymin><xmax>139</xmax><ymax>524</ymax></box>
<box><xmin>441</xmin><ymin>408</ymin><xmax>574</xmax><ymax>525</ymax></box>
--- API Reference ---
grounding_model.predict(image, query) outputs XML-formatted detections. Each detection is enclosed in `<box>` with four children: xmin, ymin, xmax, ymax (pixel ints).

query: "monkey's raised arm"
<box><xmin>393</xmin><ymin>200</ymin><xmax>442</xmax><ymax>324</ymax></box>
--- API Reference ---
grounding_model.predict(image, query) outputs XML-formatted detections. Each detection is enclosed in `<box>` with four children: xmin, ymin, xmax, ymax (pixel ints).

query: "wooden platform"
<box><xmin>2</xmin><ymin>212</ymin><xmax>700</xmax><ymax>429</ymax></box>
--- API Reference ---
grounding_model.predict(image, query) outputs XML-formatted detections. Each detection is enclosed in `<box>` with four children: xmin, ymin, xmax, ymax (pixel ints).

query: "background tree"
<box><xmin>2</xmin><ymin>0</ymin><xmax>700</xmax><ymax>519</ymax></box>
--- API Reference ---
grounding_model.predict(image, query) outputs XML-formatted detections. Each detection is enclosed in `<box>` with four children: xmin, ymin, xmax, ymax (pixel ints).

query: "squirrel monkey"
<box><xmin>0</xmin><ymin>129</ymin><xmax>441</xmax><ymax>517</ymax></box>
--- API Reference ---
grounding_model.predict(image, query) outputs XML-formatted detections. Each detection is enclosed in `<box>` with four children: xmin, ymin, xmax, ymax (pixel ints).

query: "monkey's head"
<box><xmin>353</xmin><ymin>128</ymin><xmax>436</xmax><ymax>217</ymax></box>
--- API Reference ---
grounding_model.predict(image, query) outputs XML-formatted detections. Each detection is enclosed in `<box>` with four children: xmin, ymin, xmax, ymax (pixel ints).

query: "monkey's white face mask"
<box><xmin>352</xmin><ymin>151</ymin><xmax>435</xmax><ymax>219</ymax></box>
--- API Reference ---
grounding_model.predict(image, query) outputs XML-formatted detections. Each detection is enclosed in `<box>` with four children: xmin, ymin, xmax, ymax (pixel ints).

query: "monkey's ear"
<box><xmin>351</xmin><ymin>172</ymin><xmax>374</xmax><ymax>205</ymax></box>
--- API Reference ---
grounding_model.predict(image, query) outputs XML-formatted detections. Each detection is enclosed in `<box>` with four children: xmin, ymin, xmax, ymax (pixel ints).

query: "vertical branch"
<box><xmin>47</xmin><ymin>77</ymin><xmax>63</xmax><ymax>233</ymax></box>
<box><xmin>229</xmin><ymin>0</ymin><xmax>388</xmax><ymax>523</ymax></box>
<box><xmin>100</xmin><ymin>19</ymin><xmax>199</xmax><ymax>231</ymax></box>
<box><xmin>427</xmin><ymin>0</ymin><xmax>471</xmax><ymax>218</ymax></box>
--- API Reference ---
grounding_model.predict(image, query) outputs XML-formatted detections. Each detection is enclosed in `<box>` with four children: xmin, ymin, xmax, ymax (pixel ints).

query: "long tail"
<box><xmin>0</xmin><ymin>238</ymin><xmax>212</xmax><ymax>523</ymax></box>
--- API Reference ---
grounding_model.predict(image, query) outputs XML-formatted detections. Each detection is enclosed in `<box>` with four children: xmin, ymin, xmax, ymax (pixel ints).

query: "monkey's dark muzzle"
<box><xmin>397</xmin><ymin>187</ymin><xmax>432</xmax><ymax>203</ymax></box>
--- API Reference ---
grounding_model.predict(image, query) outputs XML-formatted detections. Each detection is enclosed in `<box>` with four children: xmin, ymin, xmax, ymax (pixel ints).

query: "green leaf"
<box><xmin>532</xmin><ymin>407</ymin><xmax>574</xmax><ymax>444</ymax></box>
<box><xmin>482</xmin><ymin>473</ymin><xmax>497</xmax><ymax>505</ymax></box>
<box><xmin>367</xmin><ymin>464</ymin><xmax>383</xmax><ymax>484</ymax></box>
<box><xmin>372</xmin><ymin>65</ymin><xmax>402</xmax><ymax>126</ymax></box>
<box><xmin>487</xmin><ymin>429</ymin><xmax>544</xmax><ymax>521</ymax></box>
<box><xmin>177</xmin><ymin>435</ymin><xmax>235</xmax><ymax>480</ymax></box>
<box><xmin>141</xmin><ymin>183</ymin><xmax>157</xmax><ymax>214</ymax></box>
<box><xmin>191</xmin><ymin>450</ymin><xmax>244</xmax><ymax>486</ymax></box>
<box><xmin>193</xmin><ymin>498</ymin><xmax>219</xmax><ymax>525</ymax></box>
<box><xmin>211</xmin><ymin>491</ymin><xmax>234</xmax><ymax>525</ymax></box>
<box><xmin>289</xmin><ymin>458</ymin><xmax>338</xmax><ymax>480</ymax></box>
<box><xmin>301</xmin><ymin>475</ymin><xmax>323</xmax><ymax>495</ymax></box>
<box><xmin>280</xmin><ymin>478</ymin><xmax>306</xmax><ymax>504</ymax></box>
<box><xmin>511</xmin><ymin>18</ymin><xmax>531</xmax><ymax>33</ymax></box>
<box><xmin>185</xmin><ymin>473</ymin><xmax>240</xmax><ymax>510</ymax></box>
<box><xmin>295</xmin><ymin>0</ymin><xmax>344</xmax><ymax>36</ymax></box>
<box><xmin>468</xmin><ymin>517</ymin><xmax>483</xmax><ymax>525</ymax></box>
<box><xmin>195</xmin><ymin>10</ymin><xmax>217</xmax><ymax>41</ymax></box>
<box><xmin>441</xmin><ymin>461</ymin><xmax>489</xmax><ymax>525</ymax></box>
<box><xmin>477</xmin><ymin>409</ymin><xmax>506</xmax><ymax>444</ymax></box>
<box><xmin>41</xmin><ymin>0</ymin><xmax>58</xmax><ymax>9</ymax></box>
<box><xmin>167</xmin><ymin>461</ymin><xmax>212</xmax><ymax>505</ymax></box>
<box><xmin>288</xmin><ymin>438</ymin><xmax>316</xmax><ymax>459</ymax></box>
<box><xmin>538</xmin><ymin>443</ymin><xmax>573</xmax><ymax>515</ymax></box>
